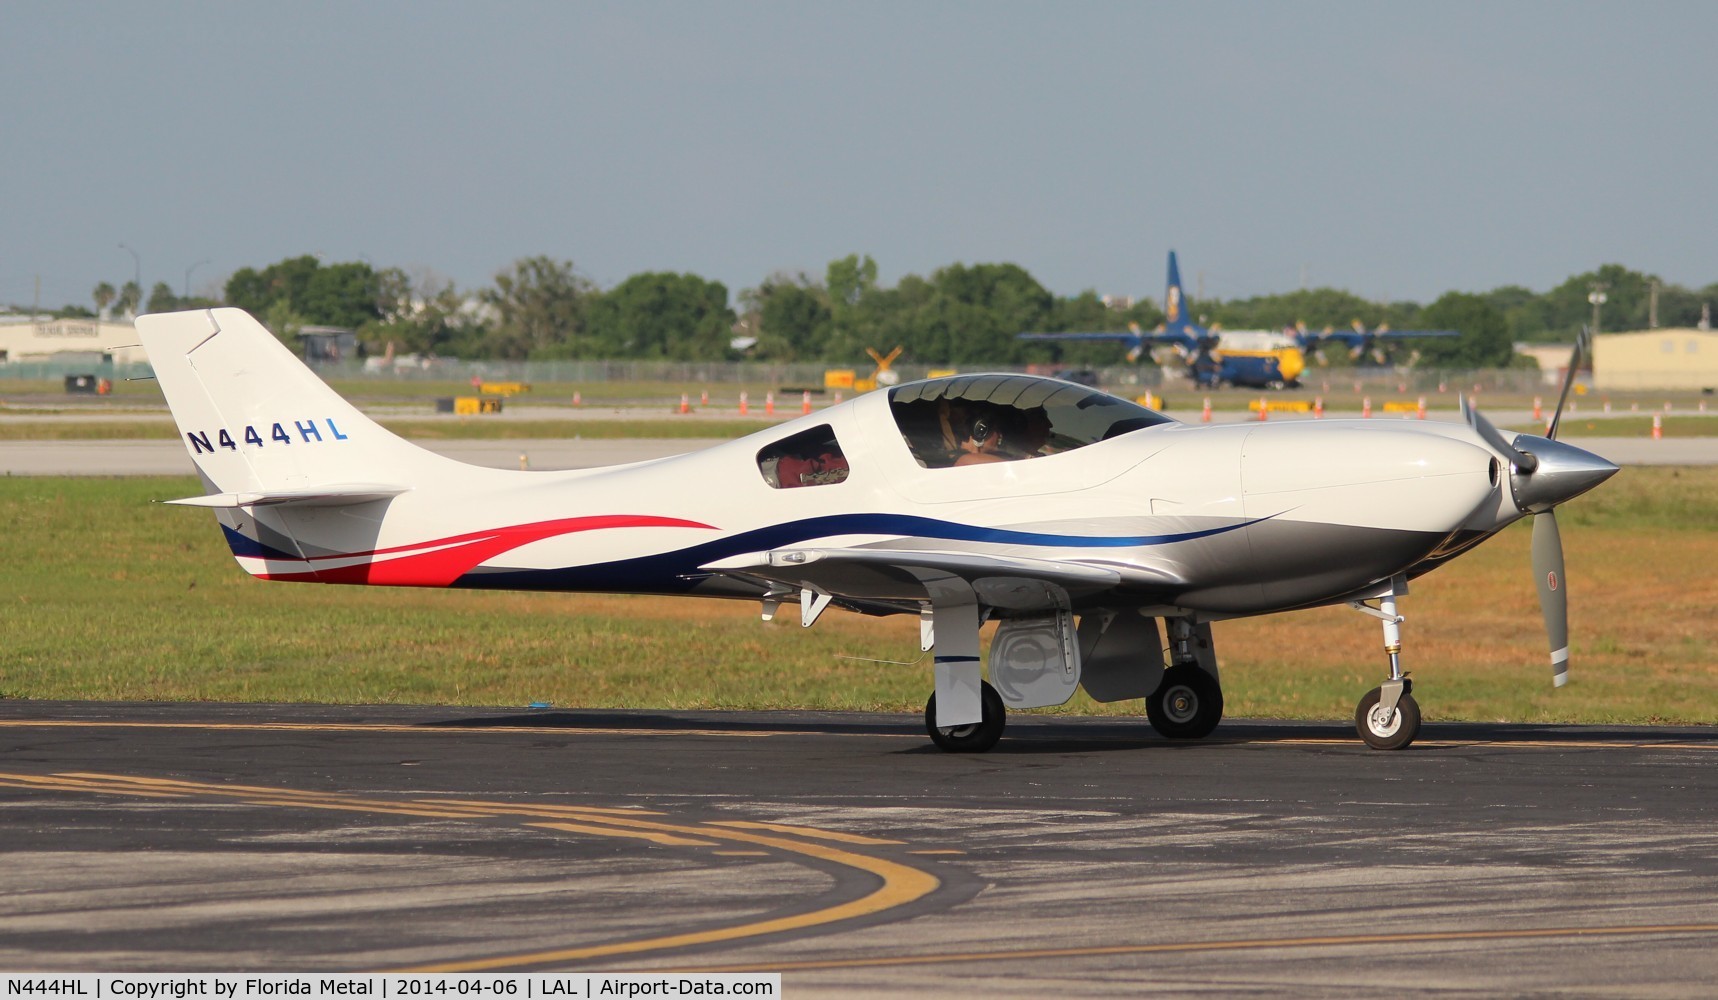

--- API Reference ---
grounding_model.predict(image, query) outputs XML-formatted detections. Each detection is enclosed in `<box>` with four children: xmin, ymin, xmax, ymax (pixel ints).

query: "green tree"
<box><xmin>1415</xmin><ymin>292</ymin><xmax>1515</xmax><ymax>368</ymax></box>
<box><xmin>1539</xmin><ymin>264</ymin><xmax>1656</xmax><ymax>341</ymax></box>
<box><xmin>917</xmin><ymin>262</ymin><xmax>1053</xmax><ymax>364</ymax></box>
<box><xmin>823</xmin><ymin>254</ymin><xmax>880</xmax><ymax>362</ymax></box>
<box><xmin>743</xmin><ymin>273</ymin><xmax>831</xmax><ymax>360</ymax></box>
<box><xmin>146</xmin><ymin>282</ymin><xmax>179</xmax><ymax>314</ymax></box>
<box><xmin>222</xmin><ymin>255</ymin><xmax>379</xmax><ymax>329</ymax></box>
<box><xmin>225</xmin><ymin>255</ymin><xmax>320</xmax><ymax>316</ymax></box>
<box><xmin>261</xmin><ymin>299</ymin><xmax>309</xmax><ymax>349</ymax></box>
<box><xmin>115</xmin><ymin>281</ymin><xmax>141</xmax><ymax>317</ymax></box>
<box><xmin>300</xmin><ymin>262</ymin><xmax>382</xmax><ymax>328</ymax></box>
<box><xmin>582</xmin><ymin>272</ymin><xmax>734</xmax><ymax>361</ymax></box>
<box><xmin>92</xmin><ymin>282</ymin><xmax>116</xmax><ymax>318</ymax></box>
<box><xmin>482</xmin><ymin>256</ymin><xmax>595</xmax><ymax>359</ymax></box>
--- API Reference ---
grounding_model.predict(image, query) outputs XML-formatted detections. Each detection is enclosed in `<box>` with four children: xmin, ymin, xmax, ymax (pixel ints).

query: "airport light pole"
<box><xmin>184</xmin><ymin>259</ymin><xmax>209</xmax><ymax>299</ymax></box>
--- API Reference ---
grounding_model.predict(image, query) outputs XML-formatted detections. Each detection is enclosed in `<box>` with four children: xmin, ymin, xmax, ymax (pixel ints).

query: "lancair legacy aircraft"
<box><xmin>138</xmin><ymin>308</ymin><xmax>1617</xmax><ymax>751</ymax></box>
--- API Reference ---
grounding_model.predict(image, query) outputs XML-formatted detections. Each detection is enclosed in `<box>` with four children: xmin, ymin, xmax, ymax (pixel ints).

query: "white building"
<box><xmin>0</xmin><ymin>316</ymin><xmax>147</xmax><ymax>365</ymax></box>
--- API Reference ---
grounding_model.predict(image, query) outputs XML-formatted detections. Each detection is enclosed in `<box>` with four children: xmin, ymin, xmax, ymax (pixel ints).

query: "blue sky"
<box><xmin>5</xmin><ymin>1</ymin><xmax>1715</xmax><ymax>312</ymax></box>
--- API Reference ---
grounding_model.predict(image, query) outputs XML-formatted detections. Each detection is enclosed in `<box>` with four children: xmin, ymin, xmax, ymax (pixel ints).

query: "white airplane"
<box><xmin>137</xmin><ymin>308</ymin><xmax>1618</xmax><ymax>751</ymax></box>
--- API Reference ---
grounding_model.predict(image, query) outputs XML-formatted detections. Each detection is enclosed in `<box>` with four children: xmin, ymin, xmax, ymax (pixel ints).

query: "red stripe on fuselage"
<box><xmin>257</xmin><ymin>515</ymin><xmax>716</xmax><ymax>587</ymax></box>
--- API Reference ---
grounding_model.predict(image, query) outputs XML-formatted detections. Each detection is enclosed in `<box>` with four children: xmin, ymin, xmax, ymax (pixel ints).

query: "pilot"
<box><xmin>953</xmin><ymin>410</ymin><xmax>1009</xmax><ymax>466</ymax></box>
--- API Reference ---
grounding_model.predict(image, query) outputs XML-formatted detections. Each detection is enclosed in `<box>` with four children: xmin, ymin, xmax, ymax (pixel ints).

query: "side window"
<box><xmin>757</xmin><ymin>424</ymin><xmax>850</xmax><ymax>489</ymax></box>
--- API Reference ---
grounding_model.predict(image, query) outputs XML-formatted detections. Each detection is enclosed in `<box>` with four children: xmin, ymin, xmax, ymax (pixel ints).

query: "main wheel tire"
<box><xmin>925</xmin><ymin>680</ymin><xmax>1006</xmax><ymax>753</ymax></box>
<box><xmin>1146</xmin><ymin>665</ymin><xmax>1224</xmax><ymax>740</ymax></box>
<box><xmin>1355</xmin><ymin>686</ymin><xmax>1421</xmax><ymax>751</ymax></box>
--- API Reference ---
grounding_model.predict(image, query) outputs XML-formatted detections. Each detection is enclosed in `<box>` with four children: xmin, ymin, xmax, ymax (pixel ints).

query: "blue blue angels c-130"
<box><xmin>1020</xmin><ymin>252</ymin><xmax>1459</xmax><ymax>390</ymax></box>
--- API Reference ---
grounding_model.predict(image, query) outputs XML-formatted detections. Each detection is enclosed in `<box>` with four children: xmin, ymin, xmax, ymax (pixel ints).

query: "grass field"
<box><xmin>2</xmin><ymin>471</ymin><xmax>1714</xmax><ymax>725</ymax></box>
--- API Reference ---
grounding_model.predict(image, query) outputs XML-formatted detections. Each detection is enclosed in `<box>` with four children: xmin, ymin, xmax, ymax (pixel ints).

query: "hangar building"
<box><xmin>0</xmin><ymin>316</ymin><xmax>147</xmax><ymax>366</ymax></box>
<box><xmin>1593</xmin><ymin>328</ymin><xmax>1718</xmax><ymax>391</ymax></box>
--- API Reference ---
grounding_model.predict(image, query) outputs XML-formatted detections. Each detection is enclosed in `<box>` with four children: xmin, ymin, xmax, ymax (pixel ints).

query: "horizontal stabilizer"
<box><xmin>162</xmin><ymin>483</ymin><xmax>411</xmax><ymax>508</ymax></box>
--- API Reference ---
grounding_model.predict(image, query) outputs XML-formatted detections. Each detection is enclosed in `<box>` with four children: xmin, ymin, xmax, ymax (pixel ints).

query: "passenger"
<box><xmin>1003</xmin><ymin>407</ymin><xmax>1051</xmax><ymax>463</ymax></box>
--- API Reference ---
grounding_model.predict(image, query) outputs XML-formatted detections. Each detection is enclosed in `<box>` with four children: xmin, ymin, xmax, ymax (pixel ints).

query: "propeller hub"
<box><xmin>1507</xmin><ymin>434</ymin><xmax>1620</xmax><ymax>513</ymax></box>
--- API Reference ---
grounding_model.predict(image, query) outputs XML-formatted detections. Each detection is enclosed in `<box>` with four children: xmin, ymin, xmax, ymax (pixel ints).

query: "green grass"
<box><xmin>1513</xmin><ymin>415</ymin><xmax>1718</xmax><ymax>438</ymax></box>
<box><xmin>1</xmin><ymin>471</ymin><xmax>1715</xmax><ymax>724</ymax></box>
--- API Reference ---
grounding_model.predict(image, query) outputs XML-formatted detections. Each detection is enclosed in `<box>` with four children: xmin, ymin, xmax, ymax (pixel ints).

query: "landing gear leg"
<box><xmin>916</xmin><ymin>578</ymin><xmax>1006</xmax><ymax>753</ymax></box>
<box><xmin>1351</xmin><ymin>575</ymin><xmax>1421</xmax><ymax>751</ymax></box>
<box><xmin>1146</xmin><ymin>617</ymin><xmax>1224</xmax><ymax>740</ymax></box>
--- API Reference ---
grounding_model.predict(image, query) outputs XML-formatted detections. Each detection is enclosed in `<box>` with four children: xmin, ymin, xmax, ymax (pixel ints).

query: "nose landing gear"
<box><xmin>1350</xmin><ymin>575</ymin><xmax>1422</xmax><ymax>750</ymax></box>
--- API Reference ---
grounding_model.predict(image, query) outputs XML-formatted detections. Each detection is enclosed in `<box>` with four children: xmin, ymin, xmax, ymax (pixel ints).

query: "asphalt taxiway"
<box><xmin>3</xmin><ymin>701</ymin><xmax>1718</xmax><ymax>995</ymax></box>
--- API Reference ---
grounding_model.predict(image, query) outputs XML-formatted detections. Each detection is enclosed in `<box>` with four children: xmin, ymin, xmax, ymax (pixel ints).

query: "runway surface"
<box><xmin>4</xmin><ymin>701</ymin><xmax>1718</xmax><ymax>995</ymax></box>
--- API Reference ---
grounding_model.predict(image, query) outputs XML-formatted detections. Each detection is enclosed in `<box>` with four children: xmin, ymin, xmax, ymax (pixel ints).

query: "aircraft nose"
<box><xmin>1240</xmin><ymin>425</ymin><xmax>1499</xmax><ymax>534</ymax></box>
<box><xmin>1507</xmin><ymin>435</ymin><xmax>1620</xmax><ymax>512</ymax></box>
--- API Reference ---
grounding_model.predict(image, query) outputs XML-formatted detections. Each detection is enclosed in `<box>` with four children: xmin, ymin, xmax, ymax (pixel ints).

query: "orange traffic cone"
<box><xmin>1652</xmin><ymin>414</ymin><xmax>1663</xmax><ymax>440</ymax></box>
<box><xmin>1201</xmin><ymin>397</ymin><xmax>1212</xmax><ymax>422</ymax></box>
<box><xmin>739</xmin><ymin>391</ymin><xmax>749</xmax><ymax>416</ymax></box>
<box><xmin>1362</xmin><ymin>397</ymin><xmax>1372</xmax><ymax>418</ymax></box>
<box><xmin>1313</xmin><ymin>397</ymin><xmax>1324</xmax><ymax>419</ymax></box>
<box><xmin>801</xmin><ymin>391</ymin><xmax>812</xmax><ymax>415</ymax></box>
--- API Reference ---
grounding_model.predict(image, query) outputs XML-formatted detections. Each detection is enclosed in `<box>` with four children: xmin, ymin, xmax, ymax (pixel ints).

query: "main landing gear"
<box><xmin>924</xmin><ymin>681</ymin><xmax>1006</xmax><ymax>753</ymax></box>
<box><xmin>1351</xmin><ymin>575</ymin><xmax>1422</xmax><ymax>751</ymax></box>
<box><xmin>1146</xmin><ymin>618</ymin><xmax>1224</xmax><ymax>740</ymax></box>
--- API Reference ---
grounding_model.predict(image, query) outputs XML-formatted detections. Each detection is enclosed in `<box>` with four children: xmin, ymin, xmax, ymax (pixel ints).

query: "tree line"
<box><xmin>44</xmin><ymin>254</ymin><xmax>1718</xmax><ymax>369</ymax></box>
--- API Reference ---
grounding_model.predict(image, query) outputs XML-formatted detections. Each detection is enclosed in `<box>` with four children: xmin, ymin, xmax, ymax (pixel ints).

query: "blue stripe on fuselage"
<box><xmin>459</xmin><ymin>512</ymin><xmax>1256</xmax><ymax>594</ymax></box>
<box><xmin>221</xmin><ymin>524</ymin><xmax>301</xmax><ymax>561</ymax></box>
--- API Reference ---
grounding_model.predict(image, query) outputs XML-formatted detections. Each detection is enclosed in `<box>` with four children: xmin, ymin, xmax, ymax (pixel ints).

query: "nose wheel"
<box><xmin>1350</xmin><ymin>574</ymin><xmax>1422</xmax><ymax>750</ymax></box>
<box><xmin>1356</xmin><ymin>681</ymin><xmax>1420</xmax><ymax>750</ymax></box>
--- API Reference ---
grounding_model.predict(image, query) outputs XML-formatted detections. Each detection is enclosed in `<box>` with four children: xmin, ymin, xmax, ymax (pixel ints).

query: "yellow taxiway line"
<box><xmin>0</xmin><ymin>768</ymin><xmax>945</xmax><ymax>972</ymax></box>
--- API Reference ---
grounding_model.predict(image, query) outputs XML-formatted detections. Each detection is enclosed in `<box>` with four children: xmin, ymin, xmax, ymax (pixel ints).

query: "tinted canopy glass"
<box><xmin>888</xmin><ymin>375</ymin><xmax>1174</xmax><ymax>469</ymax></box>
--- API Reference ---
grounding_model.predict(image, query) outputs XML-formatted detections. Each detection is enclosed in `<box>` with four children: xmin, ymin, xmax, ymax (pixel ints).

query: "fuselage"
<box><xmin>230</xmin><ymin>382</ymin><xmax>1520</xmax><ymax>622</ymax></box>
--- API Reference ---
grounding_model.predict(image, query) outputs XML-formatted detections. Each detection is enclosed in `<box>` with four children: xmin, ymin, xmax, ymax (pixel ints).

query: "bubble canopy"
<box><xmin>887</xmin><ymin>374</ymin><xmax>1175</xmax><ymax>469</ymax></box>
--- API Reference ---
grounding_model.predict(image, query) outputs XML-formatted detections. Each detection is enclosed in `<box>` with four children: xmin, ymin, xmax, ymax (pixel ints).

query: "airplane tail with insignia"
<box><xmin>135</xmin><ymin>308</ymin><xmax>478</xmax><ymax>576</ymax></box>
<box><xmin>1161</xmin><ymin>250</ymin><xmax>1196</xmax><ymax>338</ymax></box>
<box><xmin>136</xmin><ymin>307</ymin><xmax>459</xmax><ymax>504</ymax></box>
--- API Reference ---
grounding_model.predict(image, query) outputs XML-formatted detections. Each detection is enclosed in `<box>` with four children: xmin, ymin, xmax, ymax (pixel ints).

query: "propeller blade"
<box><xmin>1532</xmin><ymin>511</ymin><xmax>1570</xmax><ymax>687</ymax></box>
<box><xmin>1545</xmin><ymin>327</ymin><xmax>1588</xmax><ymax>441</ymax></box>
<box><xmin>1461</xmin><ymin>395</ymin><xmax>1538</xmax><ymax>473</ymax></box>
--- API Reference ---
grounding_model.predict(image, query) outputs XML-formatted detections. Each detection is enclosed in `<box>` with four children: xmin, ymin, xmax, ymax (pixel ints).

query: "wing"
<box><xmin>1017</xmin><ymin>331</ymin><xmax>1144</xmax><ymax>344</ymax></box>
<box><xmin>1309</xmin><ymin>325</ymin><xmax>1460</xmax><ymax>351</ymax></box>
<box><xmin>701</xmin><ymin>546</ymin><xmax>1184</xmax><ymax>614</ymax></box>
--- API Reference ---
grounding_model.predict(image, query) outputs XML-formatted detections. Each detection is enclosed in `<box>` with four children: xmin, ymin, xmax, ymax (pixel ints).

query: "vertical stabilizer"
<box><xmin>1163</xmin><ymin>250</ymin><xmax>1191</xmax><ymax>335</ymax></box>
<box><xmin>136</xmin><ymin>307</ymin><xmax>457</xmax><ymax>497</ymax></box>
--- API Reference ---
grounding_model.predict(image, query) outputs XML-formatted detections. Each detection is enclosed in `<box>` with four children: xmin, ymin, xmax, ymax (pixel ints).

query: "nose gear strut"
<box><xmin>1349</xmin><ymin>574</ymin><xmax>1421</xmax><ymax>750</ymax></box>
